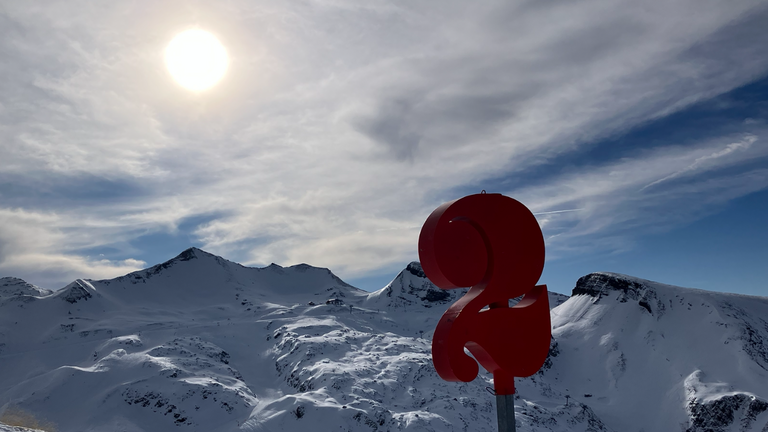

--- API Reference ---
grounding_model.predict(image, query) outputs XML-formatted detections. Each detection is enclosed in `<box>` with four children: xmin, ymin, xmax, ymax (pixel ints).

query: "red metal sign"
<box><xmin>418</xmin><ymin>193</ymin><xmax>551</xmax><ymax>395</ymax></box>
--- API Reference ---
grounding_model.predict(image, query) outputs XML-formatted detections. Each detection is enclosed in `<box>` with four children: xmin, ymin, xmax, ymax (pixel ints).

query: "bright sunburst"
<box><xmin>165</xmin><ymin>29</ymin><xmax>228</xmax><ymax>92</ymax></box>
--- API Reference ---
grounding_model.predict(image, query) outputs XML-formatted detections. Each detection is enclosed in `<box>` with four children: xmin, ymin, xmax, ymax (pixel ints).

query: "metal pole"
<box><xmin>496</xmin><ymin>394</ymin><xmax>516</xmax><ymax>432</ymax></box>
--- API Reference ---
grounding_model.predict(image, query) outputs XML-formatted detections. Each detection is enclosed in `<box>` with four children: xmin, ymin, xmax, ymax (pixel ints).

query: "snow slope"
<box><xmin>0</xmin><ymin>248</ymin><xmax>766</xmax><ymax>432</ymax></box>
<box><xmin>547</xmin><ymin>273</ymin><xmax>768</xmax><ymax>432</ymax></box>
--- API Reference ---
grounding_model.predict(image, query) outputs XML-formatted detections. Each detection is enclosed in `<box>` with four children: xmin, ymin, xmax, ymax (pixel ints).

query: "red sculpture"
<box><xmin>419</xmin><ymin>193</ymin><xmax>551</xmax><ymax>395</ymax></box>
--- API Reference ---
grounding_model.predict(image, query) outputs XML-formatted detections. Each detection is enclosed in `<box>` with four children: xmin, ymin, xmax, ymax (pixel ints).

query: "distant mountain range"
<box><xmin>0</xmin><ymin>247</ymin><xmax>766</xmax><ymax>431</ymax></box>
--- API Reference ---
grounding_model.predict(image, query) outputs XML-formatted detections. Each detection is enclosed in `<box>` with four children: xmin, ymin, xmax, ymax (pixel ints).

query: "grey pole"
<box><xmin>495</xmin><ymin>393</ymin><xmax>516</xmax><ymax>432</ymax></box>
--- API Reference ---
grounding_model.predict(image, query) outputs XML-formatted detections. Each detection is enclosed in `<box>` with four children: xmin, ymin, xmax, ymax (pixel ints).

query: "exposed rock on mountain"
<box><xmin>0</xmin><ymin>277</ymin><xmax>52</xmax><ymax>298</ymax></box>
<box><xmin>55</xmin><ymin>280</ymin><xmax>95</xmax><ymax>304</ymax></box>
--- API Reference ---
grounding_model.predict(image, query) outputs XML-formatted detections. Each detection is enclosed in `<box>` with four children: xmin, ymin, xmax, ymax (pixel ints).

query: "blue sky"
<box><xmin>0</xmin><ymin>1</ymin><xmax>767</xmax><ymax>297</ymax></box>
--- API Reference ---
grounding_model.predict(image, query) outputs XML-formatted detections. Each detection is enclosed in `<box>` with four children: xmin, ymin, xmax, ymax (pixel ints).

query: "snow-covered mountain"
<box><xmin>0</xmin><ymin>248</ymin><xmax>766</xmax><ymax>432</ymax></box>
<box><xmin>0</xmin><ymin>278</ymin><xmax>52</xmax><ymax>298</ymax></box>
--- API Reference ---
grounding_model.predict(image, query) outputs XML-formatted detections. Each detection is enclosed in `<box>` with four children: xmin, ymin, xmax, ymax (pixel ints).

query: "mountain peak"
<box><xmin>573</xmin><ymin>272</ymin><xmax>650</xmax><ymax>297</ymax></box>
<box><xmin>176</xmin><ymin>247</ymin><xmax>201</xmax><ymax>261</ymax></box>
<box><xmin>173</xmin><ymin>247</ymin><xmax>227</xmax><ymax>262</ymax></box>
<box><xmin>365</xmin><ymin>261</ymin><xmax>462</xmax><ymax>309</ymax></box>
<box><xmin>405</xmin><ymin>261</ymin><xmax>426</xmax><ymax>278</ymax></box>
<box><xmin>0</xmin><ymin>277</ymin><xmax>53</xmax><ymax>298</ymax></box>
<box><xmin>54</xmin><ymin>279</ymin><xmax>97</xmax><ymax>304</ymax></box>
<box><xmin>572</xmin><ymin>272</ymin><xmax>662</xmax><ymax>315</ymax></box>
<box><xmin>119</xmin><ymin>247</ymin><xmax>237</xmax><ymax>283</ymax></box>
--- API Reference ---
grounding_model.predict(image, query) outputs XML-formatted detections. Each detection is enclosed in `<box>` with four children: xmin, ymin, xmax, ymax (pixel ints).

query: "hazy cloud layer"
<box><xmin>1</xmin><ymin>0</ymin><xmax>767</xmax><ymax>288</ymax></box>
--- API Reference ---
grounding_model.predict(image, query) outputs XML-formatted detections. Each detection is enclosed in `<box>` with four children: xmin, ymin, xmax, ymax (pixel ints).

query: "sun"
<box><xmin>165</xmin><ymin>29</ymin><xmax>228</xmax><ymax>92</ymax></box>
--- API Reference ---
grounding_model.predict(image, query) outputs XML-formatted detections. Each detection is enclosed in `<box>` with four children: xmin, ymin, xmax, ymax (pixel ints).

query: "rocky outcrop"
<box><xmin>0</xmin><ymin>423</ymin><xmax>50</xmax><ymax>432</ymax></box>
<box><xmin>686</xmin><ymin>394</ymin><xmax>768</xmax><ymax>432</ymax></box>
<box><xmin>0</xmin><ymin>277</ymin><xmax>52</xmax><ymax>298</ymax></box>
<box><xmin>572</xmin><ymin>272</ymin><xmax>665</xmax><ymax>317</ymax></box>
<box><xmin>55</xmin><ymin>280</ymin><xmax>94</xmax><ymax>304</ymax></box>
<box><xmin>719</xmin><ymin>302</ymin><xmax>768</xmax><ymax>372</ymax></box>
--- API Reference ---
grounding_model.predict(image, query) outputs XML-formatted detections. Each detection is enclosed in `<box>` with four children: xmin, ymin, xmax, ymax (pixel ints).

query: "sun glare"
<box><xmin>165</xmin><ymin>29</ymin><xmax>228</xmax><ymax>92</ymax></box>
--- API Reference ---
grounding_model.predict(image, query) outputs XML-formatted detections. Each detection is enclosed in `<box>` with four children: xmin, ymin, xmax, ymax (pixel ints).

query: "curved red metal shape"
<box><xmin>419</xmin><ymin>193</ymin><xmax>551</xmax><ymax>395</ymax></box>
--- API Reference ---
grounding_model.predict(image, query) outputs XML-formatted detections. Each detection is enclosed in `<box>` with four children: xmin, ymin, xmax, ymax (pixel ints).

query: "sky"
<box><xmin>0</xmin><ymin>1</ymin><xmax>767</xmax><ymax>297</ymax></box>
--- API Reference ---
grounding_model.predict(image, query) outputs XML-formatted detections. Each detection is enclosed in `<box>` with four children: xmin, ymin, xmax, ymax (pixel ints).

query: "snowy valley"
<box><xmin>0</xmin><ymin>248</ymin><xmax>767</xmax><ymax>432</ymax></box>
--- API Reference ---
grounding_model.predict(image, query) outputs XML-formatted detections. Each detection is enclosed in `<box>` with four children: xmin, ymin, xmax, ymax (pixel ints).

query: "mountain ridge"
<box><xmin>0</xmin><ymin>248</ymin><xmax>766</xmax><ymax>431</ymax></box>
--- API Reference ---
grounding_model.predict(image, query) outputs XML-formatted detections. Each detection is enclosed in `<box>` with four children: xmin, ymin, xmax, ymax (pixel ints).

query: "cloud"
<box><xmin>1</xmin><ymin>1</ymin><xmax>768</xmax><ymax>285</ymax></box>
<box><xmin>510</xmin><ymin>131</ymin><xmax>768</xmax><ymax>258</ymax></box>
<box><xmin>0</xmin><ymin>208</ymin><xmax>146</xmax><ymax>289</ymax></box>
<box><xmin>641</xmin><ymin>135</ymin><xmax>758</xmax><ymax>190</ymax></box>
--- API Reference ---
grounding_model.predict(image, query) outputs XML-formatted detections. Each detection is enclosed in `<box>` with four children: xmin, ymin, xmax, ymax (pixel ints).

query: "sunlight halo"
<box><xmin>165</xmin><ymin>29</ymin><xmax>228</xmax><ymax>92</ymax></box>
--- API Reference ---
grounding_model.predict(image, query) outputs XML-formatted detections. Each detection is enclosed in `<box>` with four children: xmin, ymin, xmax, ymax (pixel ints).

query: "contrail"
<box><xmin>532</xmin><ymin>208</ymin><xmax>583</xmax><ymax>215</ymax></box>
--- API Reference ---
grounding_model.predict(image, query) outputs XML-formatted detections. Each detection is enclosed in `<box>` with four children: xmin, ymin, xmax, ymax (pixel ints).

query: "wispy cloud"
<box><xmin>641</xmin><ymin>135</ymin><xmax>758</xmax><ymax>190</ymax></box>
<box><xmin>533</xmin><ymin>209</ymin><xmax>585</xmax><ymax>216</ymax></box>
<box><xmin>0</xmin><ymin>208</ymin><xmax>147</xmax><ymax>288</ymax></box>
<box><xmin>513</xmin><ymin>132</ymin><xmax>768</xmax><ymax>258</ymax></box>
